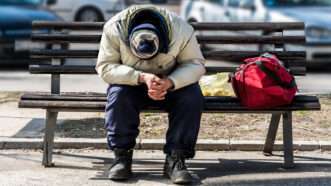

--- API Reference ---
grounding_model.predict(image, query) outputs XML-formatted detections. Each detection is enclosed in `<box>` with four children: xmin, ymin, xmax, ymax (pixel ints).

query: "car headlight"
<box><xmin>306</xmin><ymin>27</ymin><xmax>331</xmax><ymax>39</ymax></box>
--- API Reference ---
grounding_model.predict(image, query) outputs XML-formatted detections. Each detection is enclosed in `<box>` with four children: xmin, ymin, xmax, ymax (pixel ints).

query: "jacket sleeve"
<box><xmin>168</xmin><ymin>33</ymin><xmax>206</xmax><ymax>90</ymax></box>
<box><xmin>96</xmin><ymin>24</ymin><xmax>141</xmax><ymax>85</ymax></box>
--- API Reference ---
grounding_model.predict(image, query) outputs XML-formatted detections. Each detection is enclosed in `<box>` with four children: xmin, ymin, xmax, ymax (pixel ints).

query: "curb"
<box><xmin>0</xmin><ymin>138</ymin><xmax>331</xmax><ymax>151</ymax></box>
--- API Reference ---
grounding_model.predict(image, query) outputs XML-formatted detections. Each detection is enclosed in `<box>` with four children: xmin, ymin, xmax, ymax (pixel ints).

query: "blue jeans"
<box><xmin>105</xmin><ymin>83</ymin><xmax>204</xmax><ymax>158</ymax></box>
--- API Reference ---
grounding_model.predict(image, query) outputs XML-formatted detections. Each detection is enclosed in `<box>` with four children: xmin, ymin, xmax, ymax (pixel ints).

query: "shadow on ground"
<box><xmin>53</xmin><ymin>151</ymin><xmax>331</xmax><ymax>186</ymax></box>
<box><xmin>12</xmin><ymin>118</ymin><xmax>106</xmax><ymax>138</ymax></box>
<box><xmin>0</xmin><ymin>150</ymin><xmax>330</xmax><ymax>185</ymax></box>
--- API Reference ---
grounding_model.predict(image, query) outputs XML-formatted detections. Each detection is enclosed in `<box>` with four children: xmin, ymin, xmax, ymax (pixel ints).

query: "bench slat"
<box><xmin>18</xmin><ymin>94</ymin><xmax>321</xmax><ymax>112</ymax></box>
<box><xmin>29</xmin><ymin>65</ymin><xmax>97</xmax><ymax>74</ymax></box>
<box><xmin>21</xmin><ymin>93</ymin><xmax>319</xmax><ymax>103</ymax></box>
<box><xmin>31</xmin><ymin>49</ymin><xmax>99</xmax><ymax>58</ymax></box>
<box><xmin>31</xmin><ymin>34</ymin><xmax>99</xmax><ymax>43</ymax></box>
<box><xmin>191</xmin><ymin>22</ymin><xmax>305</xmax><ymax>31</ymax></box>
<box><xmin>32</xmin><ymin>21</ymin><xmax>104</xmax><ymax>30</ymax></box>
<box><xmin>28</xmin><ymin>64</ymin><xmax>306</xmax><ymax>75</ymax></box>
<box><xmin>31</xmin><ymin>34</ymin><xmax>305</xmax><ymax>44</ymax></box>
<box><xmin>30</xmin><ymin>49</ymin><xmax>306</xmax><ymax>60</ymax></box>
<box><xmin>28</xmin><ymin>65</ymin><xmax>239</xmax><ymax>74</ymax></box>
<box><xmin>203</xmin><ymin>51</ymin><xmax>306</xmax><ymax>61</ymax></box>
<box><xmin>32</xmin><ymin>21</ymin><xmax>304</xmax><ymax>31</ymax></box>
<box><xmin>197</xmin><ymin>35</ymin><xmax>305</xmax><ymax>44</ymax></box>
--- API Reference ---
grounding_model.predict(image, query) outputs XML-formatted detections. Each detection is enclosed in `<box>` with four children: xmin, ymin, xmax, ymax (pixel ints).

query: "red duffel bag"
<box><xmin>231</xmin><ymin>53</ymin><xmax>298</xmax><ymax>109</ymax></box>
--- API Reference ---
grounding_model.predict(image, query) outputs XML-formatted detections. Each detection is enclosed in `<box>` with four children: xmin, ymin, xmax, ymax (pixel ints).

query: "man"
<box><xmin>96</xmin><ymin>5</ymin><xmax>205</xmax><ymax>184</ymax></box>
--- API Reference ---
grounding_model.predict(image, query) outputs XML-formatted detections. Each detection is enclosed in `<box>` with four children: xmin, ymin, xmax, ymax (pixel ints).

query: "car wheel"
<box><xmin>76</xmin><ymin>8</ymin><xmax>103</xmax><ymax>22</ymax></box>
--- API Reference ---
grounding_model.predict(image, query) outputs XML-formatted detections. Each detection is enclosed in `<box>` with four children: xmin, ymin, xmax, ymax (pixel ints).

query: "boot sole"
<box><xmin>164</xmin><ymin>172</ymin><xmax>192</xmax><ymax>185</ymax></box>
<box><xmin>109</xmin><ymin>172</ymin><xmax>132</xmax><ymax>181</ymax></box>
<box><xmin>173</xmin><ymin>179</ymin><xmax>192</xmax><ymax>185</ymax></box>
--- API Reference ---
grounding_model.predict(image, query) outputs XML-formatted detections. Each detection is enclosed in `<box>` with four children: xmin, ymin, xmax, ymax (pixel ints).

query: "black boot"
<box><xmin>163</xmin><ymin>150</ymin><xmax>193</xmax><ymax>184</ymax></box>
<box><xmin>108</xmin><ymin>149</ymin><xmax>133</xmax><ymax>181</ymax></box>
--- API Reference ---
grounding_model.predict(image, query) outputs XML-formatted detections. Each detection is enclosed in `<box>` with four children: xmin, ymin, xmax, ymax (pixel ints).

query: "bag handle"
<box><xmin>255</xmin><ymin>61</ymin><xmax>297</xmax><ymax>89</ymax></box>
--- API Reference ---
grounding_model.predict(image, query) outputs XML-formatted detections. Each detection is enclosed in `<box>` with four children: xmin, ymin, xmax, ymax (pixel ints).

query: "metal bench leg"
<box><xmin>42</xmin><ymin>110</ymin><xmax>58</xmax><ymax>167</ymax></box>
<box><xmin>282</xmin><ymin>111</ymin><xmax>295</xmax><ymax>169</ymax></box>
<box><xmin>263</xmin><ymin>113</ymin><xmax>281</xmax><ymax>156</ymax></box>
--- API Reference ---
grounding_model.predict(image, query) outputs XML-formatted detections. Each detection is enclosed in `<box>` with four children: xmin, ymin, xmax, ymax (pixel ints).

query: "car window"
<box><xmin>239</xmin><ymin>0</ymin><xmax>255</xmax><ymax>8</ymax></box>
<box><xmin>263</xmin><ymin>0</ymin><xmax>331</xmax><ymax>6</ymax></box>
<box><xmin>206</xmin><ymin>0</ymin><xmax>224</xmax><ymax>5</ymax></box>
<box><xmin>0</xmin><ymin>0</ymin><xmax>42</xmax><ymax>6</ymax></box>
<box><xmin>228</xmin><ymin>0</ymin><xmax>240</xmax><ymax>7</ymax></box>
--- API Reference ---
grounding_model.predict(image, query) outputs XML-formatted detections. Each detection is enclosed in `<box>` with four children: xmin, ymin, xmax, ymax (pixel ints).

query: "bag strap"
<box><xmin>255</xmin><ymin>61</ymin><xmax>297</xmax><ymax>89</ymax></box>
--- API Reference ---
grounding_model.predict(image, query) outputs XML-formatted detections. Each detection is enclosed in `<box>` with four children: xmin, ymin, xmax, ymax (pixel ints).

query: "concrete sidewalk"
<box><xmin>0</xmin><ymin>150</ymin><xmax>331</xmax><ymax>186</ymax></box>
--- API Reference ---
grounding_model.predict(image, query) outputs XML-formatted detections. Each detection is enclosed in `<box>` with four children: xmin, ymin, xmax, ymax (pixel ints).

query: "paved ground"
<box><xmin>0</xmin><ymin>150</ymin><xmax>331</xmax><ymax>186</ymax></box>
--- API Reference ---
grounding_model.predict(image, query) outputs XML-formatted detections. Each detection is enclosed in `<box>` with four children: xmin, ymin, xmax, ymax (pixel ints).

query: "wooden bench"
<box><xmin>18</xmin><ymin>21</ymin><xmax>321</xmax><ymax>168</ymax></box>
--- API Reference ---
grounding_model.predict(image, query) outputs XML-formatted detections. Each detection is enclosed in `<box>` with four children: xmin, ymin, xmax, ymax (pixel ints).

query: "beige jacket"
<box><xmin>96</xmin><ymin>5</ymin><xmax>206</xmax><ymax>90</ymax></box>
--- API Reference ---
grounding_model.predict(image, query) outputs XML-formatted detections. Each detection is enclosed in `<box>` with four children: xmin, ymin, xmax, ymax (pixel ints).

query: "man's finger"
<box><xmin>159</xmin><ymin>91</ymin><xmax>167</xmax><ymax>97</ymax></box>
<box><xmin>158</xmin><ymin>80</ymin><xmax>167</xmax><ymax>85</ymax></box>
<box><xmin>148</xmin><ymin>90</ymin><xmax>166</xmax><ymax>99</ymax></box>
<box><xmin>152</xmin><ymin>76</ymin><xmax>162</xmax><ymax>83</ymax></box>
<box><xmin>150</xmin><ymin>83</ymin><xmax>162</xmax><ymax>90</ymax></box>
<box><xmin>148</xmin><ymin>89</ymin><xmax>167</xmax><ymax>95</ymax></box>
<box><xmin>149</xmin><ymin>92</ymin><xmax>166</xmax><ymax>98</ymax></box>
<box><xmin>151</xmin><ymin>80</ymin><xmax>168</xmax><ymax>91</ymax></box>
<box><xmin>148</xmin><ymin>92</ymin><xmax>162</xmax><ymax>97</ymax></box>
<box><xmin>151</xmin><ymin>85</ymin><xmax>166</xmax><ymax>92</ymax></box>
<box><xmin>148</xmin><ymin>93</ymin><xmax>165</xmax><ymax>100</ymax></box>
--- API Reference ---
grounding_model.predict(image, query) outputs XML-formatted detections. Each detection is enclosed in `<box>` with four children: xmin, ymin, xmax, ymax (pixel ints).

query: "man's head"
<box><xmin>129</xmin><ymin>23</ymin><xmax>160</xmax><ymax>59</ymax></box>
<box><xmin>128</xmin><ymin>9</ymin><xmax>170</xmax><ymax>59</ymax></box>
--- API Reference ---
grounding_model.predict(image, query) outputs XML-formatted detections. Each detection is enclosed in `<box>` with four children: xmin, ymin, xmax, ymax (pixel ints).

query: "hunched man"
<box><xmin>96</xmin><ymin>5</ymin><xmax>206</xmax><ymax>184</ymax></box>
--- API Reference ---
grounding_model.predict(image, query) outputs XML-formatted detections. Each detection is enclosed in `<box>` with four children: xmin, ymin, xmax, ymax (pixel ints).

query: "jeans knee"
<box><xmin>173</xmin><ymin>83</ymin><xmax>204</xmax><ymax>110</ymax></box>
<box><xmin>106</xmin><ymin>85</ymin><xmax>134</xmax><ymax>108</ymax></box>
<box><xmin>105</xmin><ymin>85</ymin><xmax>141</xmax><ymax>130</ymax></box>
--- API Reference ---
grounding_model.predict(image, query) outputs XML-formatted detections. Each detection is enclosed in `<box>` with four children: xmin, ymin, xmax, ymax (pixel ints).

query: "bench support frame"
<box><xmin>42</xmin><ymin>110</ymin><xmax>58</xmax><ymax>167</ymax></box>
<box><xmin>263</xmin><ymin>113</ymin><xmax>281</xmax><ymax>155</ymax></box>
<box><xmin>42</xmin><ymin>57</ymin><xmax>61</xmax><ymax>167</ymax></box>
<box><xmin>262</xmin><ymin>112</ymin><xmax>294</xmax><ymax>168</ymax></box>
<box><xmin>282</xmin><ymin>111</ymin><xmax>294</xmax><ymax>168</ymax></box>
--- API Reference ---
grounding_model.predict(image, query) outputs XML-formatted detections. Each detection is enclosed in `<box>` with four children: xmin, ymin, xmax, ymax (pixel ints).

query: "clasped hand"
<box><xmin>139</xmin><ymin>73</ymin><xmax>173</xmax><ymax>101</ymax></box>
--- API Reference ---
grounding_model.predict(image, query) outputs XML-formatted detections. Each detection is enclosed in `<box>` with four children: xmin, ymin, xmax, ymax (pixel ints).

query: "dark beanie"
<box><xmin>127</xmin><ymin>9</ymin><xmax>169</xmax><ymax>54</ymax></box>
<box><xmin>129</xmin><ymin>23</ymin><xmax>160</xmax><ymax>59</ymax></box>
<box><xmin>130</xmin><ymin>23</ymin><xmax>159</xmax><ymax>53</ymax></box>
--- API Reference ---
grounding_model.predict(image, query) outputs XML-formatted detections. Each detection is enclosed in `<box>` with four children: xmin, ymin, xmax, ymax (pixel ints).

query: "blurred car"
<box><xmin>0</xmin><ymin>0</ymin><xmax>60</xmax><ymax>65</ymax></box>
<box><xmin>181</xmin><ymin>0</ymin><xmax>331</xmax><ymax>64</ymax></box>
<box><xmin>47</xmin><ymin>0</ymin><xmax>126</xmax><ymax>22</ymax></box>
<box><xmin>127</xmin><ymin>0</ymin><xmax>180</xmax><ymax>5</ymax></box>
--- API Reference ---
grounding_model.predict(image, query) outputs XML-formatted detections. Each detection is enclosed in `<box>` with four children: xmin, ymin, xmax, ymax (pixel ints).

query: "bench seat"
<box><xmin>19</xmin><ymin>93</ymin><xmax>320</xmax><ymax>112</ymax></box>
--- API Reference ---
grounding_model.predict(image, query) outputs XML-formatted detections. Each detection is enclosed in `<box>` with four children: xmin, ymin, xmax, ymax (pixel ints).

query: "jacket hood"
<box><xmin>115</xmin><ymin>5</ymin><xmax>173</xmax><ymax>47</ymax></box>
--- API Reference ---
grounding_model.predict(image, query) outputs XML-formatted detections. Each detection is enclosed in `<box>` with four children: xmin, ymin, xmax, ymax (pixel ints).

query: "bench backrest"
<box><xmin>29</xmin><ymin>21</ymin><xmax>306</xmax><ymax>94</ymax></box>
